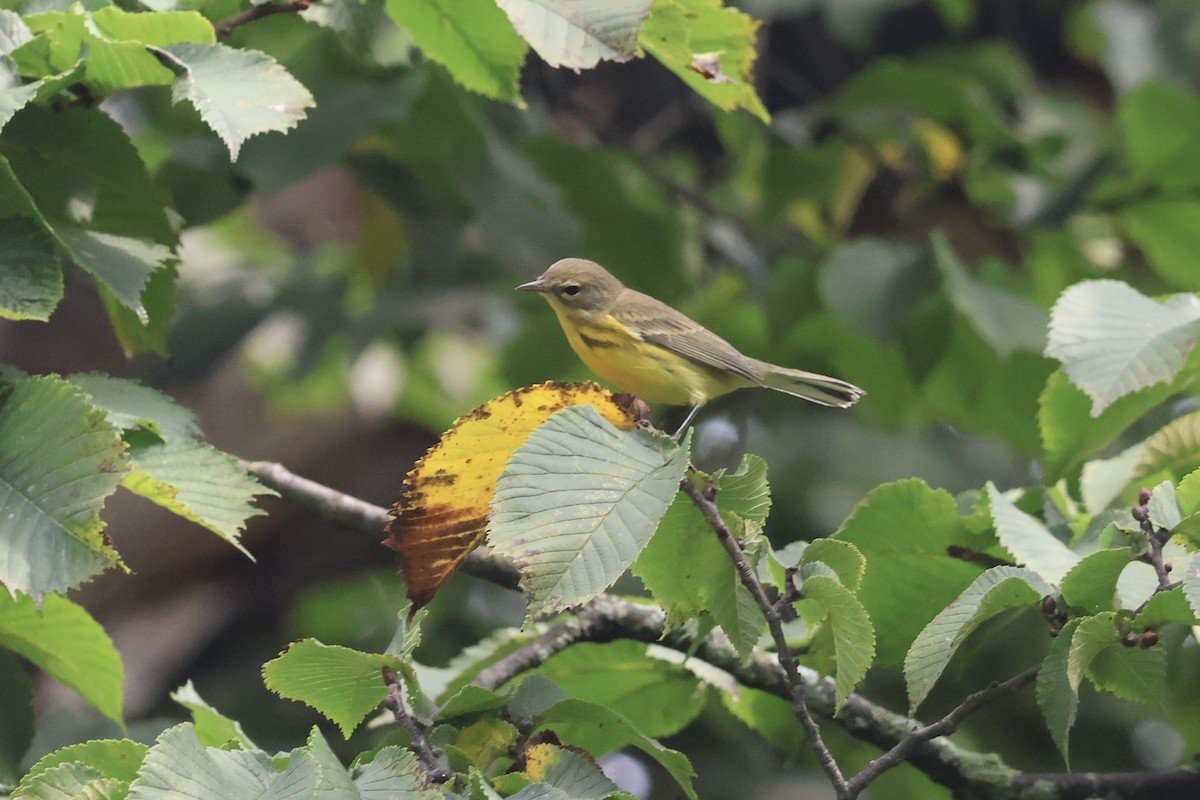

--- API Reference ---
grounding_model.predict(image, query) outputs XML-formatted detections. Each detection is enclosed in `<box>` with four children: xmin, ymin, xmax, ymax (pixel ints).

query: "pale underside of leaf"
<box><xmin>488</xmin><ymin>405</ymin><xmax>689</xmax><ymax>617</ymax></box>
<box><xmin>496</xmin><ymin>0</ymin><xmax>652</xmax><ymax>69</ymax></box>
<box><xmin>1045</xmin><ymin>279</ymin><xmax>1200</xmax><ymax>416</ymax></box>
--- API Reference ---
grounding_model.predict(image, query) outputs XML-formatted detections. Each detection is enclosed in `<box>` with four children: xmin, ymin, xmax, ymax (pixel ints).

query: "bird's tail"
<box><xmin>750</xmin><ymin>360</ymin><xmax>865</xmax><ymax>408</ymax></box>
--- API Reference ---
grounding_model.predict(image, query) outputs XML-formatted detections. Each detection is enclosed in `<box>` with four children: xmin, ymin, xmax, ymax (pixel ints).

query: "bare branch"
<box><xmin>240</xmin><ymin>459</ymin><xmax>521</xmax><ymax>592</ymax></box>
<box><xmin>680</xmin><ymin>473</ymin><xmax>849</xmax><ymax>797</ymax></box>
<box><xmin>214</xmin><ymin>0</ymin><xmax>312</xmax><ymax>38</ymax></box>
<box><xmin>381</xmin><ymin>666</ymin><xmax>452</xmax><ymax>785</ymax></box>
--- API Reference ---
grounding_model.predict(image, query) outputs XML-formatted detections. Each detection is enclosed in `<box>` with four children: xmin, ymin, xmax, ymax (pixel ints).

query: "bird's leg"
<box><xmin>672</xmin><ymin>405</ymin><xmax>701</xmax><ymax>441</ymax></box>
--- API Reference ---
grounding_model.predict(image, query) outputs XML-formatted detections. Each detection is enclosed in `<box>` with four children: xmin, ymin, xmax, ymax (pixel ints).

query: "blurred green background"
<box><xmin>6</xmin><ymin>0</ymin><xmax>1200</xmax><ymax>797</ymax></box>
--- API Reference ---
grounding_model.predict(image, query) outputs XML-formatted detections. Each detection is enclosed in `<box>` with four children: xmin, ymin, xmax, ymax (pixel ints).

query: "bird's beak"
<box><xmin>516</xmin><ymin>277</ymin><xmax>546</xmax><ymax>293</ymax></box>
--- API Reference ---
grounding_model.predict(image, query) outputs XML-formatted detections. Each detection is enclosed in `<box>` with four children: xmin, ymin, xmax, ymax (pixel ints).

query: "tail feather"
<box><xmin>751</xmin><ymin>360</ymin><xmax>865</xmax><ymax>408</ymax></box>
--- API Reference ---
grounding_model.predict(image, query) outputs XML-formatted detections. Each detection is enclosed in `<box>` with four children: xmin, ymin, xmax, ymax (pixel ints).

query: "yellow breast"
<box><xmin>549</xmin><ymin>308</ymin><xmax>743</xmax><ymax>406</ymax></box>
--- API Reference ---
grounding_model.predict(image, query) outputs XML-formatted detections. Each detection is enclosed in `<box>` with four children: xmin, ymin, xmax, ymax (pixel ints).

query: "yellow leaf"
<box><xmin>386</xmin><ymin>381</ymin><xmax>638</xmax><ymax>611</ymax></box>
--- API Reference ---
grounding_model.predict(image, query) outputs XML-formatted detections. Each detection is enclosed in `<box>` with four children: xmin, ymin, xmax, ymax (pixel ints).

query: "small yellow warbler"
<box><xmin>518</xmin><ymin>259</ymin><xmax>863</xmax><ymax>425</ymax></box>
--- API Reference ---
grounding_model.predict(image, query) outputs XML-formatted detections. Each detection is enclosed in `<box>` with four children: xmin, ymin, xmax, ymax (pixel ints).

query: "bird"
<box><xmin>517</xmin><ymin>258</ymin><xmax>863</xmax><ymax>433</ymax></box>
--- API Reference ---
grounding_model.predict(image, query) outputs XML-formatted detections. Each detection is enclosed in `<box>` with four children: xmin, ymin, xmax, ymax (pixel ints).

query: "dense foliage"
<box><xmin>2</xmin><ymin>0</ymin><xmax>1200</xmax><ymax>798</ymax></box>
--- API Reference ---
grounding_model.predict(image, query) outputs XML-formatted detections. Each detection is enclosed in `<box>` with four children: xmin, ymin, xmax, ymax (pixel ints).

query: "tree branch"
<box><xmin>247</xmin><ymin>459</ymin><xmax>1200</xmax><ymax>800</ymax></box>
<box><xmin>214</xmin><ymin>0</ymin><xmax>312</xmax><ymax>37</ymax></box>
<box><xmin>381</xmin><ymin>666</ymin><xmax>451</xmax><ymax>785</ymax></box>
<box><xmin>679</xmin><ymin>473</ymin><xmax>849</xmax><ymax>797</ymax></box>
<box><xmin>240</xmin><ymin>459</ymin><xmax>521</xmax><ymax>592</ymax></box>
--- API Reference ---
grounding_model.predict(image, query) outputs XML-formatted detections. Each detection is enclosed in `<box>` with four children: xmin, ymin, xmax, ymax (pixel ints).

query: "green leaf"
<box><xmin>9</xmin><ymin>762</ymin><xmax>124</xmax><ymax>800</ymax></box>
<box><xmin>56</xmin><ymin>226</ymin><xmax>172</xmax><ymax>320</ymax></box>
<box><xmin>437</xmin><ymin>684</ymin><xmax>508</xmax><ymax>720</ymax></box>
<box><xmin>89</xmin><ymin>7</ymin><xmax>215</xmax><ymax>46</ymax></box>
<box><xmin>714</xmin><ymin>453</ymin><xmax>771</xmax><ymax>529</ymax></box>
<box><xmin>121</xmin><ymin>437</ymin><xmax>270</xmax><ymax>557</ymax></box>
<box><xmin>15</xmin><ymin>739</ymin><xmax>146</xmax><ymax>798</ymax></box>
<box><xmin>0</xmin><ymin>371</ymin><xmax>127</xmax><ymax>599</ymax></box>
<box><xmin>932</xmin><ymin>231</ymin><xmax>1048</xmax><ymax>356</ymax></box>
<box><xmin>0</xmin><ymin>106</ymin><xmax>176</xmax><ymax>244</ymax></box>
<box><xmin>1039</xmin><ymin>368</ymin><xmax>1180</xmax><ymax>483</ymax></box>
<box><xmin>1036</xmin><ymin>617</ymin><xmax>1080</xmax><ymax>767</ymax></box>
<box><xmin>384</xmin><ymin>0</ymin><xmax>526</xmax><ymax>105</ymax></box>
<box><xmin>534</xmin><ymin>641</ymin><xmax>707</xmax><ymax>741</ymax></box>
<box><xmin>720</xmin><ymin>685</ymin><xmax>803</xmax><ymax>754</ymax></box>
<box><xmin>170</xmin><ymin>681</ymin><xmax>255</xmax><ymax>749</ymax></box>
<box><xmin>262</xmin><ymin>639</ymin><xmax>401</xmax><ymax>737</ymax></box>
<box><xmin>1066</xmin><ymin>612</ymin><xmax>1119</xmax><ymax>699</ymax></box>
<box><xmin>804</xmin><ymin>574</ymin><xmax>874</xmax><ymax>713</ymax></box>
<box><xmin>488</xmin><ymin>406</ymin><xmax>690</xmax><ymax>617</ymax></box>
<box><xmin>0</xmin><ymin>592</ymin><xmax>124</xmax><ymax>727</ymax></box>
<box><xmin>1059</xmin><ymin>548</ymin><xmax>1134</xmax><ymax>614</ymax></box>
<box><xmin>126</xmin><ymin>723</ymin><xmax>313</xmax><ymax>800</ymax></box>
<box><xmin>1116</xmin><ymin>80</ymin><xmax>1200</xmax><ymax>191</ymax></box>
<box><xmin>0</xmin><ymin>55</ymin><xmax>41</xmax><ymax>135</ymax></box>
<box><xmin>352</xmin><ymin>746</ymin><xmax>437</xmax><ymax>799</ymax></box>
<box><xmin>511</xmin><ymin>745</ymin><xmax>617</xmax><ymax>799</ymax></box>
<box><xmin>1185</xmin><ymin>560</ymin><xmax>1200</xmax><ymax>620</ymax></box>
<box><xmin>98</xmin><ymin>262</ymin><xmax>176</xmax><ymax>357</ymax></box>
<box><xmin>638</xmin><ymin>0</ymin><xmax>768</xmax><ymax>122</ymax></box>
<box><xmin>535</xmin><ymin>698</ymin><xmax>696</xmax><ymax>800</ymax></box>
<box><xmin>68</xmin><ymin>373</ymin><xmax>199</xmax><ymax>441</ymax></box>
<box><xmin>1133</xmin><ymin>586</ymin><xmax>1198</xmax><ymax>629</ymax></box>
<box><xmin>1045</xmin><ymin>280</ymin><xmax>1200</xmax><ymax>416</ymax></box>
<box><xmin>1087</xmin><ymin>644</ymin><xmax>1167</xmax><ymax>707</ymax></box>
<box><xmin>632</xmin><ymin>493</ymin><xmax>764</xmax><ymax>656</ymax></box>
<box><xmin>15</xmin><ymin>10</ymin><xmax>176</xmax><ymax>92</ymax></box>
<box><xmin>818</xmin><ymin>238</ymin><xmax>923</xmax><ymax>342</ymax></box>
<box><xmin>0</xmin><ymin>214</ymin><xmax>61</xmax><ymax>320</ymax></box>
<box><xmin>986</xmin><ymin>483</ymin><xmax>1079</xmax><ymax>584</ymax></box>
<box><xmin>1122</xmin><ymin>201</ymin><xmax>1200</xmax><ymax>291</ymax></box>
<box><xmin>830</xmin><ymin>479</ymin><xmax>983</xmax><ymax>668</ymax></box>
<box><xmin>1081</xmin><ymin>409</ymin><xmax>1200</xmax><ymax>513</ymax></box>
<box><xmin>304</xmin><ymin>727</ymin><xmax>359</xmax><ymax>796</ymax></box>
<box><xmin>496</xmin><ymin>0</ymin><xmax>651</xmax><ymax>69</ymax></box>
<box><xmin>801</xmin><ymin>539</ymin><xmax>866</xmax><ymax>593</ymax></box>
<box><xmin>0</xmin><ymin>649</ymin><xmax>33</xmax><ymax>787</ymax></box>
<box><xmin>905</xmin><ymin>566</ymin><xmax>1052</xmax><ymax>712</ymax></box>
<box><xmin>158</xmin><ymin>42</ymin><xmax>315</xmax><ymax>160</ymax></box>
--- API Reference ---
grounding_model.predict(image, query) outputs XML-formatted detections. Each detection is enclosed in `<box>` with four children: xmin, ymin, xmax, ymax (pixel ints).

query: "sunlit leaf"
<box><xmin>986</xmin><ymin>483</ymin><xmax>1078</xmax><ymax>584</ymax></box>
<box><xmin>171</xmin><ymin>681</ymin><xmax>255</xmax><ymax>749</ymax></box>
<box><xmin>0</xmin><ymin>592</ymin><xmax>124</xmax><ymax>727</ymax></box>
<box><xmin>387</xmin><ymin>381</ymin><xmax>636</xmax><ymax>611</ymax></box>
<box><xmin>1045</xmin><ymin>280</ymin><xmax>1200</xmax><ymax>416</ymax></box>
<box><xmin>496</xmin><ymin>0</ymin><xmax>651</xmax><ymax>69</ymax></box>
<box><xmin>830</xmin><ymin>479</ymin><xmax>983</xmax><ymax>668</ymax></box>
<box><xmin>262</xmin><ymin>639</ymin><xmax>401</xmax><ymax>738</ymax></box>
<box><xmin>158</xmin><ymin>42</ymin><xmax>315</xmax><ymax>160</ymax></box>
<box><xmin>804</xmin><ymin>574</ymin><xmax>874</xmax><ymax>713</ymax></box>
<box><xmin>489</xmin><ymin>405</ymin><xmax>689</xmax><ymax>617</ymax></box>
<box><xmin>384</xmin><ymin>0</ymin><xmax>526</xmax><ymax>104</ymax></box>
<box><xmin>14</xmin><ymin>739</ymin><xmax>146</xmax><ymax>799</ymax></box>
<box><xmin>0</xmin><ymin>370</ymin><xmax>127</xmax><ymax>599</ymax></box>
<box><xmin>638</xmin><ymin>0</ymin><xmax>768</xmax><ymax>121</ymax></box>
<box><xmin>1059</xmin><ymin>549</ymin><xmax>1133</xmax><ymax>614</ymax></box>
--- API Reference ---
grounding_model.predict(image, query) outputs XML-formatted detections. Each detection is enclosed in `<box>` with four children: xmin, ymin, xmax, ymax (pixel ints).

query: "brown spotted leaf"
<box><xmin>386</xmin><ymin>382</ymin><xmax>637</xmax><ymax>610</ymax></box>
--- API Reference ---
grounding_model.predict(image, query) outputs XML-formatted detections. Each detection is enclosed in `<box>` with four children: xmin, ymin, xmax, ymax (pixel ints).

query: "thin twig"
<box><xmin>381</xmin><ymin>666</ymin><xmax>452</xmax><ymax>785</ymax></box>
<box><xmin>844</xmin><ymin>665</ymin><xmax>1041</xmax><ymax>795</ymax></box>
<box><xmin>240</xmin><ymin>459</ymin><xmax>521</xmax><ymax>591</ymax></box>
<box><xmin>680</xmin><ymin>473</ymin><xmax>849</xmax><ymax>797</ymax></box>
<box><xmin>214</xmin><ymin>0</ymin><xmax>312</xmax><ymax>37</ymax></box>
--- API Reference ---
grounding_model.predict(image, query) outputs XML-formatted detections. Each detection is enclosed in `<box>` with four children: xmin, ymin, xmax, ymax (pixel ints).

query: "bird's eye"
<box><xmin>562</xmin><ymin>284</ymin><xmax>581</xmax><ymax>296</ymax></box>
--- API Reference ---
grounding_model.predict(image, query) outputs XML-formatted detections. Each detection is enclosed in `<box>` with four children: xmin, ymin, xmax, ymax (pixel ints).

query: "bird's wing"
<box><xmin>612</xmin><ymin>289</ymin><xmax>762</xmax><ymax>382</ymax></box>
